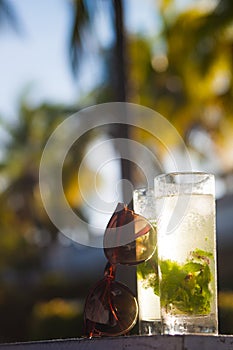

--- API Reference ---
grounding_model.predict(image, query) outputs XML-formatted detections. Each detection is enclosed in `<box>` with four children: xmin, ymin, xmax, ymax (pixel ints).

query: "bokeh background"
<box><xmin>0</xmin><ymin>0</ymin><xmax>233</xmax><ymax>342</ymax></box>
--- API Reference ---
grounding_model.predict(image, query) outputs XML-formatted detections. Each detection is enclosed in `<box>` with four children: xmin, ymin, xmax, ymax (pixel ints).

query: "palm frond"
<box><xmin>198</xmin><ymin>0</ymin><xmax>233</xmax><ymax>35</ymax></box>
<box><xmin>69</xmin><ymin>0</ymin><xmax>91</xmax><ymax>74</ymax></box>
<box><xmin>0</xmin><ymin>0</ymin><xmax>21</xmax><ymax>32</ymax></box>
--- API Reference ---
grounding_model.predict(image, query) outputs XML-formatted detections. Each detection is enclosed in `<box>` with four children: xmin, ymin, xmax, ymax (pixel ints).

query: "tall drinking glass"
<box><xmin>133</xmin><ymin>188</ymin><xmax>161</xmax><ymax>335</ymax></box>
<box><xmin>154</xmin><ymin>172</ymin><xmax>218</xmax><ymax>335</ymax></box>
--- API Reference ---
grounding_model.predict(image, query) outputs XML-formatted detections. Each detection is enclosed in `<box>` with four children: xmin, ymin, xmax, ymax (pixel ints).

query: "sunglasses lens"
<box><xmin>104</xmin><ymin>203</ymin><xmax>156</xmax><ymax>265</ymax></box>
<box><xmin>84</xmin><ymin>278</ymin><xmax>138</xmax><ymax>337</ymax></box>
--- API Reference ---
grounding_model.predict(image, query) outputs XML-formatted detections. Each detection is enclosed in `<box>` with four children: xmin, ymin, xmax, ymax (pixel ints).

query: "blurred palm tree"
<box><xmin>69</xmin><ymin>0</ymin><xmax>133</xmax><ymax>203</ymax></box>
<box><xmin>0</xmin><ymin>93</ymin><xmax>105</xmax><ymax>340</ymax></box>
<box><xmin>68</xmin><ymin>0</ymin><xmax>233</xmax><ymax>187</ymax></box>
<box><xmin>0</xmin><ymin>101</ymin><xmax>97</xmax><ymax>241</ymax></box>
<box><xmin>156</xmin><ymin>0</ymin><xmax>233</xmax><ymax>174</ymax></box>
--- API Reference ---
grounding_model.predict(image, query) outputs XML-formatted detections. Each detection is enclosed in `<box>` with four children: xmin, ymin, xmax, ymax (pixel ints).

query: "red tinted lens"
<box><xmin>84</xmin><ymin>278</ymin><xmax>138</xmax><ymax>337</ymax></box>
<box><xmin>104</xmin><ymin>203</ymin><xmax>156</xmax><ymax>265</ymax></box>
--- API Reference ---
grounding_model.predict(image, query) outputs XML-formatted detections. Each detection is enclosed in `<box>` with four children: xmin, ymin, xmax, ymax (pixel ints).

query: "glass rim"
<box><xmin>154</xmin><ymin>172</ymin><xmax>215</xmax><ymax>197</ymax></box>
<box><xmin>154</xmin><ymin>172</ymin><xmax>215</xmax><ymax>185</ymax></box>
<box><xmin>133</xmin><ymin>187</ymin><xmax>154</xmax><ymax>194</ymax></box>
<box><xmin>155</xmin><ymin>171</ymin><xmax>214</xmax><ymax>179</ymax></box>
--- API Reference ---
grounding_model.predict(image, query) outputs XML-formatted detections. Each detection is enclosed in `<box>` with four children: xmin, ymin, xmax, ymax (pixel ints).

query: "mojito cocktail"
<box><xmin>154</xmin><ymin>173</ymin><xmax>218</xmax><ymax>335</ymax></box>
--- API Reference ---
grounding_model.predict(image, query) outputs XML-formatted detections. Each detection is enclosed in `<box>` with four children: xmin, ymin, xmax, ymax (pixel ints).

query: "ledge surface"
<box><xmin>0</xmin><ymin>335</ymin><xmax>233</xmax><ymax>350</ymax></box>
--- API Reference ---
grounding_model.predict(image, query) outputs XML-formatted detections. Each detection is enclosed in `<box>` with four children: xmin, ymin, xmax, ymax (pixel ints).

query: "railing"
<box><xmin>0</xmin><ymin>335</ymin><xmax>233</xmax><ymax>350</ymax></box>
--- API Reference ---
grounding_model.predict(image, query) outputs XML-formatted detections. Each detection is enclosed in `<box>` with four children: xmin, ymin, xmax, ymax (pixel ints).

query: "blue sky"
<box><xmin>0</xmin><ymin>0</ymin><xmax>161</xmax><ymax>120</ymax></box>
<box><xmin>0</xmin><ymin>0</ymin><xmax>77</xmax><ymax>119</ymax></box>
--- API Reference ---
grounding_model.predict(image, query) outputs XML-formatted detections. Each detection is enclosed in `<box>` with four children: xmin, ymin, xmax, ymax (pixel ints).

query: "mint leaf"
<box><xmin>160</xmin><ymin>249</ymin><xmax>213</xmax><ymax>315</ymax></box>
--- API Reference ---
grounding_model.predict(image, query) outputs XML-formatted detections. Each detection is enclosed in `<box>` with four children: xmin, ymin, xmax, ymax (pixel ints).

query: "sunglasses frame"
<box><xmin>83</xmin><ymin>262</ymin><xmax>138</xmax><ymax>337</ymax></box>
<box><xmin>83</xmin><ymin>203</ymin><xmax>156</xmax><ymax>338</ymax></box>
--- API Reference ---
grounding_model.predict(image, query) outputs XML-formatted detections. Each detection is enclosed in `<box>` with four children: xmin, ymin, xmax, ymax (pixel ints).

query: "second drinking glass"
<box><xmin>133</xmin><ymin>188</ymin><xmax>161</xmax><ymax>335</ymax></box>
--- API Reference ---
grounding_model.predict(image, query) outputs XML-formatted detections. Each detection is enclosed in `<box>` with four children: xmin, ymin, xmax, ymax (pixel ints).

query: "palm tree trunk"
<box><xmin>113</xmin><ymin>0</ymin><xmax>133</xmax><ymax>206</ymax></box>
<box><xmin>113</xmin><ymin>0</ymin><xmax>127</xmax><ymax>102</ymax></box>
<box><xmin>112</xmin><ymin>0</ymin><xmax>136</xmax><ymax>293</ymax></box>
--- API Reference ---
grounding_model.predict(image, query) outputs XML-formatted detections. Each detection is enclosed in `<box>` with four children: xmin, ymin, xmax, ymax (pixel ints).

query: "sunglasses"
<box><xmin>83</xmin><ymin>203</ymin><xmax>156</xmax><ymax>337</ymax></box>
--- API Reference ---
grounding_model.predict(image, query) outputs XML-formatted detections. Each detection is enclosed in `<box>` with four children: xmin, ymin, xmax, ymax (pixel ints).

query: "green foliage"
<box><xmin>218</xmin><ymin>291</ymin><xmax>233</xmax><ymax>334</ymax></box>
<box><xmin>160</xmin><ymin>249</ymin><xmax>213</xmax><ymax>315</ymax></box>
<box><xmin>30</xmin><ymin>298</ymin><xmax>83</xmax><ymax>340</ymax></box>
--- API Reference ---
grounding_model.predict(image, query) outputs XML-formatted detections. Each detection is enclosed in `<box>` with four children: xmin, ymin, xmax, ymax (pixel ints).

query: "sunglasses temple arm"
<box><xmin>83</xmin><ymin>319</ymin><xmax>96</xmax><ymax>338</ymax></box>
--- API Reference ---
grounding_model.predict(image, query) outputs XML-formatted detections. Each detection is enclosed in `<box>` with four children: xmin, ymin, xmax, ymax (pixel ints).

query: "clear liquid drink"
<box><xmin>154</xmin><ymin>173</ymin><xmax>218</xmax><ymax>335</ymax></box>
<box><xmin>133</xmin><ymin>188</ymin><xmax>161</xmax><ymax>335</ymax></box>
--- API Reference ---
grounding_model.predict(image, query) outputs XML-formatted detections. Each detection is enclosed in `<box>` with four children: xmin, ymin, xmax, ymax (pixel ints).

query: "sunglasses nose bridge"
<box><xmin>104</xmin><ymin>262</ymin><xmax>116</xmax><ymax>280</ymax></box>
